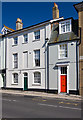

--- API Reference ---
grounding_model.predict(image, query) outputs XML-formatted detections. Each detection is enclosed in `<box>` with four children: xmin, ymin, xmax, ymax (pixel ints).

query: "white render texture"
<box><xmin>6</xmin><ymin>22</ymin><xmax>51</xmax><ymax>89</ymax></box>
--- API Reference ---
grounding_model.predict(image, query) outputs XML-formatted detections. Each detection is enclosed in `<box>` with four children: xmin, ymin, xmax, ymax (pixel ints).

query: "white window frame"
<box><xmin>33</xmin><ymin>72</ymin><xmax>41</xmax><ymax>84</ymax></box>
<box><xmin>59</xmin><ymin>19</ymin><xmax>72</xmax><ymax>34</ymax></box>
<box><xmin>34</xmin><ymin>30</ymin><xmax>40</xmax><ymax>40</ymax></box>
<box><xmin>23</xmin><ymin>34</ymin><xmax>28</xmax><ymax>43</ymax></box>
<box><xmin>13</xmin><ymin>53</ymin><xmax>18</xmax><ymax>69</ymax></box>
<box><xmin>34</xmin><ymin>50</ymin><xmax>40</xmax><ymax>67</ymax></box>
<box><xmin>12</xmin><ymin>73</ymin><xmax>18</xmax><ymax>84</ymax></box>
<box><xmin>13</xmin><ymin>36</ymin><xmax>18</xmax><ymax>45</ymax></box>
<box><xmin>58</xmin><ymin>44</ymin><xmax>68</xmax><ymax>59</ymax></box>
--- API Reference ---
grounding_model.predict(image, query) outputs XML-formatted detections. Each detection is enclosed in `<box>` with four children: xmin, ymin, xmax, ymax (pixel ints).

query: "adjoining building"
<box><xmin>74</xmin><ymin>1</ymin><xmax>83</xmax><ymax>96</ymax></box>
<box><xmin>48</xmin><ymin>17</ymin><xmax>80</xmax><ymax>94</ymax></box>
<box><xmin>0</xmin><ymin>35</ymin><xmax>6</xmax><ymax>88</ymax></box>
<box><xmin>0</xmin><ymin>25</ymin><xmax>15</xmax><ymax>88</ymax></box>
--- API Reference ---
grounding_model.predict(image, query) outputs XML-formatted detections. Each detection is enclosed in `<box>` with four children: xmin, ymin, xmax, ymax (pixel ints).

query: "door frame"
<box><xmin>58</xmin><ymin>65</ymin><xmax>69</xmax><ymax>94</ymax></box>
<box><xmin>23</xmin><ymin>73</ymin><xmax>28</xmax><ymax>91</ymax></box>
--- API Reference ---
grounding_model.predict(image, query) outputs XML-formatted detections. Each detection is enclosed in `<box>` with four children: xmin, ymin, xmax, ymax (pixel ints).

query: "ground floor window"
<box><xmin>34</xmin><ymin>72</ymin><xmax>41</xmax><ymax>84</ymax></box>
<box><xmin>13</xmin><ymin>73</ymin><xmax>18</xmax><ymax>83</ymax></box>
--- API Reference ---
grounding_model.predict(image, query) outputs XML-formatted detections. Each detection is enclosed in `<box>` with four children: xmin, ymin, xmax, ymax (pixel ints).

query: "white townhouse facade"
<box><xmin>6</xmin><ymin>19</ymin><xmax>51</xmax><ymax>90</ymax></box>
<box><xmin>0</xmin><ymin>25</ymin><xmax>15</xmax><ymax>88</ymax></box>
<box><xmin>0</xmin><ymin>35</ymin><xmax>6</xmax><ymax>87</ymax></box>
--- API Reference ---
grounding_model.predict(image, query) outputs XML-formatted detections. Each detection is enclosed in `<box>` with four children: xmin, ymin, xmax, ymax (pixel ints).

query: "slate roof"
<box><xmin>49</xmin><ymin>20</ymin><xmax>79</xmax><ymax>44</ymax></box>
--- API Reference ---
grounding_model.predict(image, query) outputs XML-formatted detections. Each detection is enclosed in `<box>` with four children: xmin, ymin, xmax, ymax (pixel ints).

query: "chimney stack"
<box><xmin>53</xmin><ymin>3</ymin><xmax>59</xmax><ymax>19</ymax></box>
<box><xmin>16</xmin><ymin>18</ymin><xmax>23</xmax><ymax>30</ymax></box>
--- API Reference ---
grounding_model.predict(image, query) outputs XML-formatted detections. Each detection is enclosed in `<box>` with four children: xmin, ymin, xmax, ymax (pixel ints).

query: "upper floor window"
<box><xmin>34</xmin><ymin>50</ymin><xmax>40</xmax><ymax>67</ymax></box>
<box><xmin>13</xmin><ymin>73</ymin><xmax>18</xmax><ymax>83</ymax></box>
<box><xmin>59</xmin><ymin>20</ymin><xmax>71</xmax><ymax>34</ymax></box>
<box><xmin>34</xmin><ymin>30</ymin><xmax>40</xmax><ymax>40</ymax></box>
<box><xmin>59</xmin><ymin>44</ymin><xmax>67</xmax><ymax>59</ymax></box>
<box><xmin>23</xmin><ymin>34</ymin><xmax>28</xmax><ymax>43</ymax></box>
<box><xmin>14</xmin><ymin>37</ymin><xmax>18</xmax><ymax>45</ymax></box>
<box><xmin>34</xmin><ymin>72</ymin><xmax>41</xmax><ymax>84</ymax></box>
<box><xmin>23</xmin><ymin>51</ymin><xmax>28</xmax><ymax>68</ymax></box>
<box><xmin>13</xmin><ymin>53</ymin><xmax>18</xmax><ymax>68</ymax></box>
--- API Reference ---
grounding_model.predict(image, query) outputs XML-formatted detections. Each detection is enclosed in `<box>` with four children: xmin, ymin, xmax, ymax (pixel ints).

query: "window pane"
<box><xmin>24</xmin><ymin>34</ymin><xmax>28</xmax><ymax>43</ymax></box>
<box><xmin>34</xmin><ymin>31</ymin><xmax>40</xmax><ymax>40</ymax></box>
<box><xmin>61</xmin><ymin>23</ymin><xmax>65</xmax><ymax>33</ymax></box>
<box><xmin>61</xmin><ymin>67</ymin><xmax>67</xmax><ymax>74</ymax></box>
<box><xmin>13</xmin><ymin>73</ymin><xmax>18</xmax><ymax>83</ymax></box>
<box><xmin>14</xmin><ymin>37</ymin><xmax>18</xmax><ymax>45</ymax></box>
<box><xmin>13</xmin><ymin>54</ymin><xmax>18</xmax><ymax>68</ymax></box>
<box><xmin>59</xmin><ymin>44</ymin><xmax>67</xmax><ymax>59</ymax></box>
<box><xmin>66</xmin><ymin>21</ymin><xmax>70</xmax><ymax>32</ymax></box>
<box><xmin>34</xmin><ymin>50</ymin><xmax>40</xmax><ymax>66</ymax></box>
<box><xmin>34</xmin><ymin>72</ymin><xmax>41</xmax><ymax>84</ymax></box>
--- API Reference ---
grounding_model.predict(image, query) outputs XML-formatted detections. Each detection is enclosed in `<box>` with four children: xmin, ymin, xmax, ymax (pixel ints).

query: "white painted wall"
<box><xmin>0</xmin><ymin>37</ymin><xmax>5</xmax><ymax>87</ymax></box>
<box><xmin>6</xmin><ymin>22</ymin><xmax>51</xmax><ymax>89</ymax></box>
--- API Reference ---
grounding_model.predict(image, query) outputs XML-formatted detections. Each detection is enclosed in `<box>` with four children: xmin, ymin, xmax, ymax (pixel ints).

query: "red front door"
<box><xmin>61</xmin><ymin>75</ymin><xmax>67</xmax><ymax>92</ymax></box>
<box><xmin>60</xmin><ymin>67</ymin><xmax>67</xmax><ymax>93</ymax></box>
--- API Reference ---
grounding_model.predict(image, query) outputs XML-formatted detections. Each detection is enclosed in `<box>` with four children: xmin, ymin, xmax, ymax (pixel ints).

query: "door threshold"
<box><xmin>59</xmin><ymin>93</ymin><xmax>69</xmax><ymax>95</ymax></box>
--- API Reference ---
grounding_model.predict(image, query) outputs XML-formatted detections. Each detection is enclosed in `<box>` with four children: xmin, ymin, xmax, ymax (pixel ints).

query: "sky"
<box><xmin>2</xmin><ymin>2</ymin><xmax>79</xmax><ymax>32</ymax></box>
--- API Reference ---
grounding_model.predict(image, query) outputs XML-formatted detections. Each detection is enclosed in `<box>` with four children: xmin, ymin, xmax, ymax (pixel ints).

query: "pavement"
<box><xmin>0</xmin><ymin>89</ymin><xmax>82</xmax><ymax>101</ymax></box>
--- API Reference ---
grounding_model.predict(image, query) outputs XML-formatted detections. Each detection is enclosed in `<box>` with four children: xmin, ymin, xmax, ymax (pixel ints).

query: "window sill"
<box><xmin>12</xmin><ymin>44</ymin><xmax>18</xmax><ymax>47</ymax></box>
<box><xmin>58</xmin><ymin>57</ymin><xmax>68</xmax><ymax>60</ymax></box>
<box><xmin>33</xmin><ymin>66</ymin><xmax>40</xmax><ymax>68</ymax></box>
<box><xmin>32</xmin><ymin>83</ymin><xmax>41</xmax><ymax>86</ymax></box>
<box><xmin>60</xmin><ymin>31</ymin><xmax>71</xmax><ymax>34</ymax></box>
<box><xmin>11</xmin><ymin>83</ymin><xmax>18</xmax><ymax>85</ymax></box>
<box><xmin>13</xmin><ymin>68</ymin><xmax>18</xmax><ymax>69</ymax></box>
<box><xmin>22</xmin><ymin>42</ymin><xmax>28</xmax><ymax>44</ymax></box>
<box><xmin>32</xmin><ymin>39</ymin><xmax>40</xmax><ymax>42</ymax></box>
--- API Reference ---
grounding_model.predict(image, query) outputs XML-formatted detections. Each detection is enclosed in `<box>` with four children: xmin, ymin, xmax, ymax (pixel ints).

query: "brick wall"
<box><xmin>79</xmin><ymin>10</ymin><xmax>83</xmax><ymax>96</ymax></box>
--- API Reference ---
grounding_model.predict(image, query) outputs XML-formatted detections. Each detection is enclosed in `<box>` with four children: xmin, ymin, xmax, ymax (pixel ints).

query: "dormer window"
<box><xmin>59</xmin><ymin>19</ymin><xmax>71</xmax><ymax>34</ymax></box>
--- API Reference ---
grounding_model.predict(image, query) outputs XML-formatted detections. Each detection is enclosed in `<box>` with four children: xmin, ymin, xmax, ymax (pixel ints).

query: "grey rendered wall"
<box><xmin>48</xmin><ymin>40</ymin><xmax>78</xmax><ymax>90</ymax></box>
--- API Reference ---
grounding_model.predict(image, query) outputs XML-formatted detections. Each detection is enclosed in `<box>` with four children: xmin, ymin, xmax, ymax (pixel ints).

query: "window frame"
<box><xmin>58</xmin><ymin>44</ymin><xmax>68</xmax><ymax>59</ymax></box>
<box><xmin>33</xmin><ymin>72</ymin><xmax>41</xmax><ymax>84</ymax></box>
<box><xmin>34</xmin><ymin>50</ymin><xmax>40</xmax><ymax>67</ymax></box>
<box><xmin>23</xmin><ymin>34</ymin><xmax>28</xmax><ymax>43</ymax></box>
<box><xmin>34</xmin><ymin>30</ymin><xmax>40</xmax><ymax>40</ymax></box>
<box><xmin>12</xmin><ymin>73</ymin><xmax>18</xmax><ymax>84</ymax></box>
<box><xmin>13</xmin><ymin>36</ymin><xmax>18</xmax><ymax>45</ymax></box>
<box><xmin>59</xmin><ymin>19</ymin><xmax>72</xmax><ymax>34</ymax></box>
<box><xmin>13</xmin><ymin>53</ymin><xmax>18</xmax><ymax>69</ymax></box>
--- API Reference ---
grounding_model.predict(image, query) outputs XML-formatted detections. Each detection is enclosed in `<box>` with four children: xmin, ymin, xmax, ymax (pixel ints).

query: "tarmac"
<box><xmin>0</xmin><ymin>89</ymin><xmax>82</xmax><ymax>101</ymax></box>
